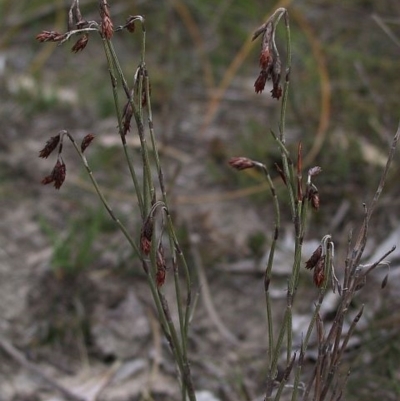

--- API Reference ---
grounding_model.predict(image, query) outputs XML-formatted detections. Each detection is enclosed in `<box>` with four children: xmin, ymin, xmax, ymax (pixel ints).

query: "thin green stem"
<box><xmin>258</xmin><ymin>162</ymin><xmax>280</xmax><ymax>377</ymax></box>
<box><xmin>276</xmin><ymin>9</ymin><xmax>295</xmax><ymax>219</ymax></box>
<box><xmin>144</xmin><ymin>71</ymin><xmax>193</xmax><ymax>353</ymax></box>
<box><xmin>66</xmin><ymin>132</ymin><xmax>141</xmax><ymax>258</ymax></box>
<box><xmin>101</xmin><ymin>38</ymin><xmax>145</xmax><ymax>217</ymax></box>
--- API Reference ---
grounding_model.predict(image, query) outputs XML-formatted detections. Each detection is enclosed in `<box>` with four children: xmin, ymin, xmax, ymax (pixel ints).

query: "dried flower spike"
<box><xmin>270</xmin><ymin>57</ymin><xmax>282</xmax><ymax>99</ymax></box>
<box><xmin>142</xmin><ymin>78</ymin><xmax>151</xmax><ymax>107</ymax></box>
<box><xmin>39</xmin><ymin>135</ymin><xmax>61</xmax><ymax>158</ymax></box>
<box><xmin>99</xmin><ymin>0</ymin><xmax>113</xmax><ymax>40</ymax></box>
<box><xmin>71</xmin><ymin>34</ymin><xmax>89</xmax><ymax>53</ymax></box>
<box><xmin>252</xmin><ymin>19</ymin><xmax>283</xmax><ymax>99</ymax></box>
<box><xmin>305</xmin><ymin>245</ymin><xmax>322</xmax><ymax>270</ymax></box>
<box><xmin>140</xmin><ymin>216</ymin><xmax>154</xmax><ymax>255</ymax></box>
<box><xmin>52</xmin><ymin>160</ymin><xmax>66</xmax><ymax>189</ymax></box>
<box><xmin>126</xmin><ymin>16</ymin><xmax>137</xmax><ymax>33</ymax></box>
<box><xmin>122</xmin><ymin>101</ymin><xmax>133</xmax><ymax>136</ymax></box>
<box><xmin>313</xmin><ymin>256</ymin><xmax>325</xmax><ymax>287</ymax></box>
<box><xmin>41</xmin><ymin>175</ymin><xmax>55</xmax><ymax>186</ymax></box>
<box><xmin>81</xmin><ymin>134</ymin><xmax>95</xmax><ymax>153</ymax></box>
<box><xmin>254</xmin><ymin>70</ymin><xmax>268</xmax><ymax>94</ymax></box>
<box><xmin>228</xmin><ymin>157</ymin><xmax>256</xmax><ymax>171</ymax></box>
<box><xmin>156</xmin><ymin>267</ymin><xmax>166</xmax><ymax>288</ymax></box>
<box><xmin>259</xmin><ymin>48</ymin><xmax>272</xmax><ymax>70</ymax></box>
<box><xmin>308</xmin><ymin>185</ymin><xmax>320</xmax><ymax>211</ymax></box>
<box><xmin>36</xmin><ymin>31</ymin><xmax>65</xmax><ymax>42</ymax></box>
<box><xmin>156</xmin><ymin>245</ymin><xmax>167</xmax><ymax>288</ymax></box>
<box><xmin>41</xmin><ymin>159</ymin><xmax>66</xmax><ymax>189</ymax></box>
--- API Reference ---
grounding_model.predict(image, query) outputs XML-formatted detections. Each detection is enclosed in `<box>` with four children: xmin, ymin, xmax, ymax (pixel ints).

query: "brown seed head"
<box><xmin>140</xmin><ymin>236</ymin><xmax>151</xmax><ymax>255</ymax></box>
<box><xmin>313</xmin><ymin>256</ymin><xmax>325</xmax><ymax>287</ymax></box>
<box><xmin>42</xmin><ymin>159</ymin><xmax>66</xmax><ymax>189</ymax></box>
<box><xmin>254</xmin><ymin>70</ymin><xmax>268</xmax><ymax>94</ymax></box>
<box><xmin>311</xmin><ymin>192</ymin><xmax>320</xmax><ymax>211</ymax></box>
<box><xmin>122</xmin><ymin>101</ymin><xmax>133</xmax><ymax>136</ymax></box>
<box><xmin>308</xmin><ymin>186</ymin><xmax>320</xmax><ymax>211</ymax></box>
<box><xmin>41</xmin><ymin>175</ymin><xmax>54</xmax><ymax>186</ymax></box>
<box><xmin>259</xmin><ymin>48</ymin><xmax>272</xmax><ymax>70</ymax></box>
<box><xmin>102</xmin><ymin>15</ymin><xmax>114</xmax><ymax>39</ymax></box>
<box><xmin>305</xmin><ymin>245</ymin><xmax>322</xmax><ymax>270</ymax></box>
<box><xmin>156</xmin><ymin>267</ymin><xmax>166</xmax><ymax>288</ymax></box>
<box><xmin>140</xmin><ymin>216</ymin><xmax>154</xmax><ymax>255</ymax></box>
<box><xmin>52</xmin><ymin>160</ymin><xmax>66</xmax><ymax>189</ymax></box>
<box><xmin>100</xmin><ymin>1</ymin><xmax>113</xmax><ymax>39</ymax></box>
<box><xmin>156</xmin><ymin>245</ymin><xmax>167</xmax><ymax>288</ymax></box>
<box><xmin>36</xmin><ymin>31</ymin><xmax>65</xmax><ymax>42</ymax></box>
<box><xmin>71</xmin><ymin>34</ymin><xmax>89</xmax><ymax>53</ymax></box>
<box><xmin>142</xmin><ymin>80</ymin><xmax>151</xmax><ymax>107</ymax></box>
<box><xmin>228</xmin><ymin>157</ymin><xmax>256</xmax><ymax>171</ymax></box>
<box><xmin>81</xmin><ymin>134</ymin><xmax>95</xmax><ymax>153</ymax></box>
<box><xmin>39</xmin><ymin>135</ymin><xmax>61</xmax><ymax>158</ymax></box>
<box><xmin>126</xmin><ymin>16</ymin><xmax>136</xmax><ymax>33</ymax></box>
<box><xmin>270</xmin><ymin>60</ymin><xmax>282</xmax><ymax>100</ymax></box>
<box><xmin>271</xmin><ymin>85</ymin><xmax>282</xmax><ymax>100</ymax></box>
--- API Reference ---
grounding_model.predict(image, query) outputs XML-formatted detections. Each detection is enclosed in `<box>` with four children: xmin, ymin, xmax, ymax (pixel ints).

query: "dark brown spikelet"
<box><xmin>122</xmin><ymin>101</ymin><xmax>133</xmax><ymax>136</ymax></box>
<box><xmin>126</xmin><ymin>16</ymin><xmax>136</xmax><ymax>33</ymax></box>
<box><xmin>156</xmin><ymin>267</ymin><xmax>166</xmax><ymax>288</ymax></box>
<box><xmin>42</xmin><ymin>159</ymin><xmax>66</xmax><ymax>189</ymax></box>
<box><xmin>228</xmin><ymin>157</ymin><xmax>256</xmax><ymax>171</ymax></box>
<box><xmin>313</xmin><ymin>256</ymin><xmax>325</xmax><ymax>287</ymax></box>
<box><xmin>36</xmin><ymin>31</ymin><xmax>65</xmax><ymax>42</ymax></box>
<box><xmin>254</xmin><ymin>70</ymin><xmax>268</xmax><ymax>94</ymax></box>
<box><xmin>140</xmin><ymin>216</ymin><xmax>154</xmax><ymax>255</ymax></box>
<box><xmin>259</xmin><ymin>48</ymin><xmax>272</xmax><ymax>70</ymax></box>
<box><xmin>81</xmin><ymin>134</ymin><xmax>95</xmax><ymax>153</ymax></box>
<box><xmin>270</xmin><ymin>55</ymin><xmax>282</xmax><ymax>100</ymax></box>
<box><xmin>71</xmin><ymin>34</ymin><xmax>89</xmax><ymax>53</ymax></box>
<box><xmin>41</xmin><ymin>174</ymin><xmax>54</xmax><ymax>186</ymax></box>
<box><xmin>52</xmin><ymin>160</ymin><xmax>66</xmax><ymax>189</ymax></box>
<box><xmin>99</xmin><ymin>0</ymin><xmax>113</xmax><ymax>40</ymax></box>
<box><xmin>253</xmin><ymin>19</ymin><xmax>283</xmax><ymax>100</ymax></box>
<box><xmin>156</xmin><ymin>245</ymin><xmax>167</xmax><ymax>288</ymax></box>
<box><xmin>305</xmin><ymin>245</ymin><xmax>322</xmax><ymax>270</ymax></box>
<box><xmin>310</xmin><ymin>192</ymin><xmax>320</xmax><ymax>211</ymax></box>
<box><xmin>308</xmin><ymin>186</ymin><xmax>320</xmax><ymax>211</ymax></box>
<box><xmin>271</xmin><ymin>82</ymin><xmax>283</xmax><ymax>100</ymax></box>
<box><xmin>142</xmin><ymin>80</ymin><xmax>151</xmax><ymax>107</ymax></box>
<box><xmin>39</xmin><ymin>135</ymin><xmax>60</xmax><ymax>158</ymax></box>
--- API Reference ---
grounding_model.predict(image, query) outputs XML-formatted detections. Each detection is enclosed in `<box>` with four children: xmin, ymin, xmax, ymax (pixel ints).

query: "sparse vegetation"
<box><xmin>1</xmin><ymin>1</ymin><xmax>399</xmax><ymax>400</ymax></box>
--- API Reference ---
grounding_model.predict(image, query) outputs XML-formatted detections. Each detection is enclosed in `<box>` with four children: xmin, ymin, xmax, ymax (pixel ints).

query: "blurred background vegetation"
<box><xmin>1</xmin><ymin>0</ymin><xmax>400</xmax><ymax>399</ymax></box>
<box><xmin>2</xmin><ymin>0</ymin><xmax>399</xmax><ymax>216</ymax></box>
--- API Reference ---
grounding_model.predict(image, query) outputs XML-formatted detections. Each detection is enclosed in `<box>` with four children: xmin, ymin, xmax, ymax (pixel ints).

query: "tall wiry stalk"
<box><xmin>37</xmin><ymin>3</ymin><xmax>398</xmax><ymax>401</ymax></box>
<box><xmin>229</xmin><ymin>8</ymin><xmax>399</xmax><ymax>401</ymax></box>
<box><xmin>37</xmin><ymin>3</ymin><xmax>196</xmax><ymax>400</ymax></box>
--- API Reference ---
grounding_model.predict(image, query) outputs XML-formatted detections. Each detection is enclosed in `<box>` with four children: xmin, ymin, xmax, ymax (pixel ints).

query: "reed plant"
<box><xmin>37</xmin><ymin>2</ymin><xmax>399</xmax><ymax>400</ymax></box>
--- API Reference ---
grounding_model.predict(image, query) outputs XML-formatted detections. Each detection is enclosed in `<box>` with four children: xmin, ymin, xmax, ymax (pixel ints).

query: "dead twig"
<box><xmin>0</xmin><ymin>335</ymin><xmax>85</xmax><ymax>401</ymax></box>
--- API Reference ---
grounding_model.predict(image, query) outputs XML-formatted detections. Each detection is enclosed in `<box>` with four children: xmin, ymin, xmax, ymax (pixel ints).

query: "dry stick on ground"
<box><xmin>0</xmin><ymin>335</ymin><xmax>85</xmax><ymax>401</ymax></box>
